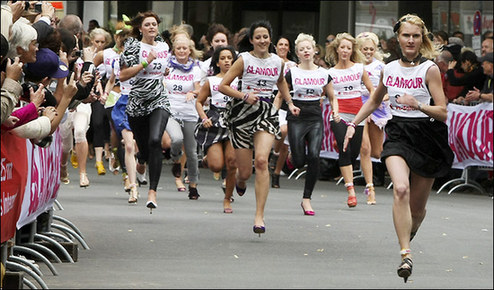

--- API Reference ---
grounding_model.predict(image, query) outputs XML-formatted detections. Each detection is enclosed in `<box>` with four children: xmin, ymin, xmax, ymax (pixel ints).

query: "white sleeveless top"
<box><xmin>383</xmin><ymin>59</ymin><xmax>435</xmax><ymax>118</ymax></box>
<box><xmin>289</xmin><ymin>66</ymin><xmax>330</xmax><ymax>102</ymax></box>
<box><xmin>240</xmin><ymin>52</ymin><xmax>283</xmax><ymax>99</ymax></box>
<box><xmin>164</xmin><ymin>64</ymin><xmax>202</xmax><ymax>121</ymax></box>
<box><xmin>111</xmin><ymin>55</ymin><xmax>134</xmax><ymax>95</ymax></box>
<box><xmin>136</xmin><ymin>42</ymin><xmax>170</xmax><ymax>80</ymax></box>
<box><xmin>328</xmin><ymin>63</ymin><xmax>365</xmax><ymax>114</ymax></box>
<box><xmin>102</xmin><ymin>48</ymin><xmax>119</xmax><ymax>79</ymax></box>
<box><xmin>208</xmin><ymin>76</ymin><xmax>238</xmax><ymax>109</ymax></box>
<box><xmin>362</xmin><ymin>58</ymin><xmax>385</xmax><ymax>97</ymax></box>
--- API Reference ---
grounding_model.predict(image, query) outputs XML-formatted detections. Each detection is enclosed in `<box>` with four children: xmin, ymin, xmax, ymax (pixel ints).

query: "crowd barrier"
<box><xmin>1</xmin><ymin>128</ymin><xmax>89</xmax><ymax>289</ymax></box>
<box><xmin>320</xmin><ymin>101</ymin><xmax>493</xmax><ymax>194</ymax></box>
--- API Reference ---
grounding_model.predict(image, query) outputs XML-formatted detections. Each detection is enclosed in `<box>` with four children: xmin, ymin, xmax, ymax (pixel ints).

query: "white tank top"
<box><xmin>328</xmin><ymin>63</ymin><xmax>365</xmax><ymax>114</ymax></box>
<box><xmin>208</xmin><ymin>76</ymin><xmax>238</xmax><ymax>109</ymax></box>
<box><xmin>383</xmin><ymin>59</ymin><xmax>435</xmax><ymax>118</ymax></box>
<box><xmin>136</xmin><ymin>42</ymin><xmax>170</xmax><ymax>80</ymax></box>
<box><xmin>362</xmin><ymin>58</ymin><xmax>385</xmax><ymax>97</ymax></box>
<box><xmin>164</xmin><ymin>64</ymin><xmax>202</xmax><ymax>121</ymax></box>
<box><xmin>240</xmin><ymin>52</ymin><xmax>282</xmax><ymax>99</ymax></box>
<box><xmin>289</xmin><ymin>66</ymin><xmax>330</xmax><ymax>102</ymax></box>
<box><xmin>102</xmin><ymin>48</ymin><xmax>119</xmax><ymax>79</ymax></box>
<box><xmin>111</xmin><ymin>55</ymin><xmax>134</xmax><ymax>95</ymax></box>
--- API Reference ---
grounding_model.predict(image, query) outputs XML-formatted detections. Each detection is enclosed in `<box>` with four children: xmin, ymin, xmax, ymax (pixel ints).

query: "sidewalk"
<box><xmin>39</xmin><ymin>160</ymin><xmax>493</xmax><ymax>289</ymax></box>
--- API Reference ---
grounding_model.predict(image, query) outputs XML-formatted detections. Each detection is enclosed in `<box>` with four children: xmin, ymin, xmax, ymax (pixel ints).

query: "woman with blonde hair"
<box><xmin>164</xmin><ymin>34</ymin><xmax>203</xmax><ymax>200</ymax></box>
<box><xmin>355</xmin><ymin>31</ymin><xmax>392</xmax><ymax>204</ymax></box>
<box><xmin>344</xmin><ymin>14</ymin><xmax>453</xmax><ymax>282</ymax></box>
<box><xmin>325</xmin><ymin>32</ymin><xmax>374</xmax><ymax>208</ymax></box>
<box><xmin>282</xmin><ymin>32</ymin><xmax>332</xmax><ymax>215</ymax></box>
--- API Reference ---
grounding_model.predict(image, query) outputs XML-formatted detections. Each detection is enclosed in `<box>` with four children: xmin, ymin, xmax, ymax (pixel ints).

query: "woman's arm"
<box><xmin>219</xmin><ymin>56</ymin><xmax>245</xmax><ymax>99</ymax></box>
<box><xmin>195</xmin><ymin>80</ymin><xmax>212</xmax><ymax>128</ymax></box>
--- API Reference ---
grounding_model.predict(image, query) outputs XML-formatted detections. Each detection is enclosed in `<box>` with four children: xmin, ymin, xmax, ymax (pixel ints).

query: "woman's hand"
<box><xmin>288</xmin><ymin>103</ymin><xmax>300</xmax><ymax>116</ymax></box>
<box><xmin>448</xmin><ymin>60</ymin><xmax>457</xmax><ymax>70</ymax></box>
<box><xmin>332</xmin><ymin>111</ymin><xmax>341</xmax><ymax>123</ymax></box>
<box><xmin>395</xmin><ymin>93</ymin><xmax>419</xmax><ymax>109</ymax></box>
<box><xmin>343</xmin><ymin>125</ymin><xmax>355</xmax><ymax>152</ymax></box>
<box><xmin>201</xmin><ymin>118</ymin><xmax>212</xmax><ymax>128</ymax></box>
<box><xmin>243</xmin><ymin>92</ymin><xmax>259</xmax><ymax>104</ymax></box>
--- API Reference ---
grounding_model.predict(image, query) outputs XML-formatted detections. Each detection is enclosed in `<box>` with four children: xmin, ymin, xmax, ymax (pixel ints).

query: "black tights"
<box><xmin>287</xmin><ymin>119</ymin><xmax>323</xmax><ymax>199</ymax></box>
<box><xmin>128</xmin><ymin>109</ymin><xmax>170</xmax><ymax>191</ymax></box>
<box><xmin>330</xmin><ymin>120</ymin><xmax>363</xmax><ymax>167</ymax></box>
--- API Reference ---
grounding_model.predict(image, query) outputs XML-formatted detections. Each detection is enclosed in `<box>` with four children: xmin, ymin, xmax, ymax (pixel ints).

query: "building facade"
<box><xmin>63</xmin><ymin>1</ymin><xmax>492</xmax><ymax>49</ymax></box>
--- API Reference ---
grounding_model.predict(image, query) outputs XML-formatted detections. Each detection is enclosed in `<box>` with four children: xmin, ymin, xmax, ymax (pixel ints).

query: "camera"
<box><xmin>12</xmin><ymin>1</ymin><xmax>42</xmax><ymax>13</ymax></box>
<box><xmin>34</xmin><ymin>2</ymin><xmax>42</xmax><ymax>13</ymax></box>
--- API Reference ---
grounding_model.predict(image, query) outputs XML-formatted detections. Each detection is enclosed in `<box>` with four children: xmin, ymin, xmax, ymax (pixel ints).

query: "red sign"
<box><xmin>473</xmin><ymin>11</ymin><xmax>482</xmax><ymax>36</ymax></box>
<box><xmin>1</xmin><ymin>132</ymin><xmax>28</xmax><ymax>243</ymax></box>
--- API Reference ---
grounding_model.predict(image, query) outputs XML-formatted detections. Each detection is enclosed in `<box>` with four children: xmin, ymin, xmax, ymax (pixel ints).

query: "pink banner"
<box><xmin>447</xmin><ymin>103</ymin><xmax>493</xmax><ymax>169</ymax></box>
<box><xmin>320</xmin><ymin>101</ymin><xmax>339</xmax><ymax>159</ymax></box>
<box><xmin>16</xmin><ymin>129</ymin><xmax>62</xmax><ymax>229</ymax></box>
<box><xmin>1</xmin><ymin>132</ymin><xmax>28</xmax><ymax>243</ymax></box>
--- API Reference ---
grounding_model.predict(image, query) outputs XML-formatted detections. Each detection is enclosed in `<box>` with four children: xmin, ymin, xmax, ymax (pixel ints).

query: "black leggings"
<box><xmin>90</xmin><ymin>101</ymin><xmax>110</xmax><ymax>147</ymax></box>
<box><xmin>287</xmin><ymin>118</ymin><xmax>323</xmax><ymax>199</ymax></box>
<box><xmin>330</xmin><ymin>120</ymin><xmax>363</xmax><ymax>167</ymax></box>
<box><xmin>128</xmin><ymin>109</ymin><xmax>170</xmax><ymax>191</ymax></box>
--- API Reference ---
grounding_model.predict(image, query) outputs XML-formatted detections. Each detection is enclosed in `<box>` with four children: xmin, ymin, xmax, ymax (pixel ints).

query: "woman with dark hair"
<box><xmin>195</xmin><ymin>45</ymin><xmax>238</xmax><ymax>213</ymax></box>
<box><xmin>119</xmin><ymin>11</ymin><xmax>171</xmax><ymax>213</ymax></box>
<box><xmin>270</xmin><ymin>36</ymin><xmax>297</xmax><ymax>189</ymax></box>
<box><xmin>449</xmin><ymin>50</ymin><xmax>486</xmax><ymax>104</ymax></box>
<box><xmin>219</xmin><ymin>20</ymin><xmax>299</xmax><ymax>236</ymax></box>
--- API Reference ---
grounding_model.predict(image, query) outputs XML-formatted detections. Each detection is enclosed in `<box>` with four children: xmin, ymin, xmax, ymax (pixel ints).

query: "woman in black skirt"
<box><xmin>195</xmin><ymin>46</ymin><xmax>238</xmax><ymax>213</ymax></box>
<box><xmin>343</xmin><ymin>14</ymin><xmax>454</xmax><ymax>283</ymax></box>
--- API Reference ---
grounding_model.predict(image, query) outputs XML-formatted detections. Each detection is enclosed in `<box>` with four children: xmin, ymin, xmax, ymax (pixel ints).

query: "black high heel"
<box><xmin>146</xmin><ymin>200</ymin><xmax>157</xmax><ymax>214</ymax></box>
<box><xmin>397</xmin><ymin>249</ymin><xmax>413</xmax><ymax>283</ymax></box>
<box><xmin>253</xmin><ymin>225</ymin><xmax>265</xmax><ymax>237</ymax></box>
<box><xmin>271</xmin><ymin>174</ymin><xmax>280</xmax><ymax>188</ymax></box>
<box><xmin>410</xmin><ymin>231</ymin><xmax>417</xmax><ymax>242</ymax></box>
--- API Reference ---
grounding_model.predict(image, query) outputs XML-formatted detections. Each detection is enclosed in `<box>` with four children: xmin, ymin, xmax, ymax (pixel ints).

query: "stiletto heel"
<box><xmin>253</xmin><ymin>225</ymin><xmax>265</xmax><ymax>237</ymax></box>
<box><xmin>300</xmin><ymin>202</ymin><xmax>315</xmax><ymax>216</ymax></box>
<box><xmin>345</xmin><ymin>183</ymin><xmax>357</xmax><ymax>207</ymax></box>
<box><xmin>397</xmin><ymin>249</ymin><xmax>413</xmax><ymax>283</ymax></box>
<box><xmin>146</xmin><ymin>191</ymin><xmax>157</xmax><ymax>214</ymax></box>
<box><xmin>146</xmin><ymin>201</ymin><xmax>157</xmax><ymax>214</ymax></box>
<box><xmin>79</xmin><ymin>173</ymin><xmax>89</xmax><ymax>188</ymax></box>
<box><xmin>271</xmin><ymin>173</ymin><xmax>280</xmax><ymax>188</ymax></box>
<box><xmin>235</xmin><ymin>183</ymin><xmax>247</xmax><ymax>196</ymax></box>
<box><xmin>128</xmin><ymin>184</ymin><xmax>139</xmax><ymax>204</ymax></box>
<box><xmin>364</xmin><ymin>183</ymin><xmax>376</xmax><ymax>205</ymax></box>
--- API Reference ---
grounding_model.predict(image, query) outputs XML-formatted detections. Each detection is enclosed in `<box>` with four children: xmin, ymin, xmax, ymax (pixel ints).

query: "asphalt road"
<box><xmin>35</xmin><ymin>159</ymin><xmax>493</xmax><ymax>289</ymax></box>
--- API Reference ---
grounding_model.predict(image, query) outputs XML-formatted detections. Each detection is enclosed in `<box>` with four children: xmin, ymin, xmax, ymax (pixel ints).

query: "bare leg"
<box><xmin>253</xmin><ymin>131</ymin><xmax>275</xmax><ymax>227</ymax></box>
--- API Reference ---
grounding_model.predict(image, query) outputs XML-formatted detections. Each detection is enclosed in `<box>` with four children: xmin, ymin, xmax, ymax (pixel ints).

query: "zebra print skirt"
<box><xmin>225</xmin><ymin>98</ymin><xmax>280</xmax><ymax>149</ymax></box>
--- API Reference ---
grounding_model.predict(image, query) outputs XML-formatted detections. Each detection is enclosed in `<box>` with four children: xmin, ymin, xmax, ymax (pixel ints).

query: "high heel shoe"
<box><xmin>253</xmin><ymin>225</ymin><xmax>265</xmax><ymax>237</ymax></box>
<box><xmin>347</xmin><ymin>195</ymin><xmax>357</xmax><ymax>207</ymax></box>
<box><xmin>300</xmin><ymin>202</ymin><xmax>315</xmax><ymax>216</ymax></box>
<box><xmin>79</xmin><ymin>173</ymin><xmax>89</xmax><ymax>188</ymax></box>
<box><xmin>175</xmin><ymin>178</ymin><xmax>186</xmax><ymax>192</ymax></box>
<box><xmin>95</xmin><ymin>161</ymin><xmax>106</xmax><ymax>175</ymax></box>
<box><xmin>397</xmin><ymin>249</ymin><xmax>413</xmax><ymax>283</ymax></box>
<box><xmin>345</xmin><ymin>183</ymin><xmax>357</xmax><ymax>207</ymax></box>
<box><xmin>146</xmin><ymin>200</ymin><xmax>157</xmax><ymax>214</ymax></box>
<box><xmin>235</xmin><ymin>183</ymin><xmax>247</xmax><ymax>196</ymax></box>
<box><xmin>271</xmin><ymin>174</ymin><xmax>280</xmax><ymax>188</ymax></box>
<box><xmin>60</xmin><ymin>163</ymin><xmax>70</xmax><ymax>184</ymax></box>
<box><xmin>364</xmin><ymin>184</ymin><xmax>376</xmax><ymax>205</ymax></box>
<box><xmin>188</xmin><ymin>187</ymin><xmax>200</xmax><ymax>200</ymax></box>
<box><xmin>128</xmin><ymin>184</ymin><xmax>139</xmax><ymax>204</ymax></box>
<box><xmin>70</xmin><ymin>150</ymin><xmax>78</xmax><ymax>168</ymax></box>
<box><xmin>136</xmin><ymin>165</ymin><xmax>148</xmax><ymax>186</ymax></box>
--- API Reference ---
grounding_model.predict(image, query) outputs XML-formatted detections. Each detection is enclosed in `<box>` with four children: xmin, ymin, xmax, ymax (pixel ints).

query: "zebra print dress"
<box><xmin>225</xmin><ymin>52</ymin><xmax>283</xmax><ymax>149</ymax></box>
<box><xmin>120</xmin><ymin>37</ymin><xmax>171</xmax><ymax>117</ymax></box>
